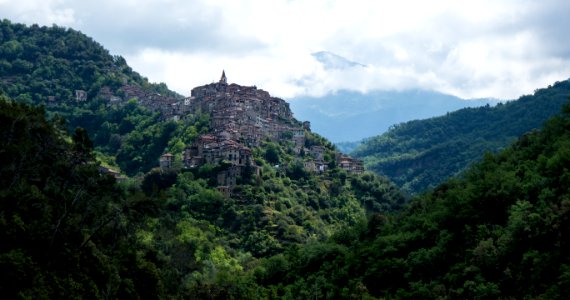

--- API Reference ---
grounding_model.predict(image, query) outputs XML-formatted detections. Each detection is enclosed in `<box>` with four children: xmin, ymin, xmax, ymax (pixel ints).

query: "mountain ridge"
<box><xmin>290</xmin><ymin>89</ymin><xmax>496</xmax><ymax>143</ymax></box>
<box><xmin>352</xmin><ymin>79</ymin><xmax>570</xmax><ymax>193</ymax></box>
<box><xmin>311</xmin><ymin>51</ymin><xmax>367</xmax><ymax>70</ymax></box>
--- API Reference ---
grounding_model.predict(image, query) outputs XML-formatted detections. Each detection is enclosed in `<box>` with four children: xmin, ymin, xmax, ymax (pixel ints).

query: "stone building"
<box><xmin>75</xmin><ymin>90</ymin><xmax>87</xmax><ymax>102</ymax></box>
<box><xmin>170</xmin><ymin>71</ymin><xmax>364</xmax><ymax>191</ymax></box>
<box><xmin>159</xmin><ymin>153</ymin><xmax>174</xmax><ymax>170</ymax></box>
<box><xmin>98</xmin><ymin>166</ymin><xmax>127</xmax><ymax>183</ymax></box>
<box><xmin>338</xmin><ymin>155</ymin><xmax>364</xmax><ymax>174</ymax></box>
<box><xmin>186</xmin><ymin>71</ymin><xmax>301</xmax><ymax>147</ymax></box>
<box><xmin>310</xmin><ymin>146</ymin><xmax>325</xmax><ymax>161</ymax></box>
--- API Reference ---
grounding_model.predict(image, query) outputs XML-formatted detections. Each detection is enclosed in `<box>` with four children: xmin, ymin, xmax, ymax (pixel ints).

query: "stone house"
<box><xmin>98</xmin><ymin>166</ymin><xmax>127</xmax><ymax>183</ymax></box>
<box><xmin>217</xmin><ymin>165</ymin><xmax>242</xmax><ymax>186</ymax></box>
<box><xmin>338</xmin><ymin>155</ymin><xmax>364</xmax><ymax>174</ymax></box>
<box><xmin>159</xmin><ymin>153</ymin><xmax>174</xmax><ymax>170</ymax></box>
<box><xmin>304</xmin><ymin>160</ymin><xmax>317</xmax><ymax>173</ymax></box>
<box><xmin>184</xmin><ymin>134</ymin><xmax>252</xmax><ymax>169</ymax></box>
<box><xmin>75</xmin><ymin>90</ymin><xmax>87</xmax><ymax>102</ymax></box>
<box><xmin>316</xmin><ymin>160</ymin><xmax>328</xmax><ymax>173</ymax></box>
<box><xmin>310</xmin><ymin>146</ymin><xmax>326</xmax><ymax>161</ymax></box>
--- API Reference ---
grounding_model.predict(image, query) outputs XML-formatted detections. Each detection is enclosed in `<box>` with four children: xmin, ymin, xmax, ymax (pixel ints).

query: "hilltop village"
<box><xmin>97</xmin><ymin>71</ymin><xmax>364</xmax><ymax>189</ymax></box>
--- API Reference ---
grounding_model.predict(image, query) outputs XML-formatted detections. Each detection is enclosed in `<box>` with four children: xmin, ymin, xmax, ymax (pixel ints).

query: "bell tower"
<box><xmin>220</xmin><ymin>70</ymin><xmax>227</xmax><ymax>84</ymax></box>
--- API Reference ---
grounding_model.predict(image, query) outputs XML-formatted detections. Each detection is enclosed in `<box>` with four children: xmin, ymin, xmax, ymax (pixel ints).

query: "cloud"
<box><xmin>1</xmin><ymin>0</ymin><xmax>570</xmax><ymax>100</ymax></box>
<box><xmin>0</xmin><ymin>0</ymin><xmax>76</xmax><ymax>25</ymax></box>
<box><xmin>65</xmin><ymin>0</ymin><xmax>268</xmax><ymax>55</ymax></box>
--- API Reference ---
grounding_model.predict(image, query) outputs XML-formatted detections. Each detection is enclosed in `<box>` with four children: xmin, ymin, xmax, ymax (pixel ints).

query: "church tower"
<box><xmin>220</xmin><ymin>70</ymin><xmax>227</xmax><ymax>84</ymax></box>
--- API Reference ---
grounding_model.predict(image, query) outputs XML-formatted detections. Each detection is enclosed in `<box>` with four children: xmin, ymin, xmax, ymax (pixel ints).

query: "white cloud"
<box><xmin>1</xmin><ymin>0</ymin><xmax>570</xmax><ymax>100</ymax></box>
<box><xmin>0</xmin><ymin>0</ymin><xmax>75</xmax><ymax>25</ymax></box>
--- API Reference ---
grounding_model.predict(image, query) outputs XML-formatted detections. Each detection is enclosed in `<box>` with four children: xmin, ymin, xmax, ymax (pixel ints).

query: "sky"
<box><xmin>1</xmin><ymin>0</ymin><xmax>570</xmax><ymax>100</ymax></box>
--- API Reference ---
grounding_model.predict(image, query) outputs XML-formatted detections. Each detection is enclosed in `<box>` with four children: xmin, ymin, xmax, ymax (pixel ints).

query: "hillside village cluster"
<box><xmin>91</xmin><ymin>72</ymin><xmax>363</xmax><ymax>189</ymax></box>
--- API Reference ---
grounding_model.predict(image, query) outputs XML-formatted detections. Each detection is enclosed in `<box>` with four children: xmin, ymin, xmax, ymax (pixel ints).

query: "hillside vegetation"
<box><xmin>0</xmin><ymin>21</ymin><xmax>406</xmax><ymax>298</ymax></box>
<box><xmin>0</xmin><ymin>19</ymin><xmax>191</xmax><ymax>176</ymax></box>
<box><xmin>1</xmin><ymin>19</ymin><xmax>569</xmax><ymax>299</ymax></box>
<box><xmin>353</xmin><ymin>79</ymin><xmax>570</xmax><ymax>193</ymax></box>
<box><xmin>258</xmin><ymin>99</ymin><xmax>570</xmax><ymax>299</ymax></box>
<box><xmin>3</xmin><ymin>89</ymin><xmax>569</xmax><ymax>299</ymax></box>
<box><xmin>0</xmin><ymin>92</ymin><xmax>406</xmax><ymax>298</ymax></box>
<box><xmin>0</xmin><ymin>19</ymin><xmax>178</xmax><ymax>103</ymax></box>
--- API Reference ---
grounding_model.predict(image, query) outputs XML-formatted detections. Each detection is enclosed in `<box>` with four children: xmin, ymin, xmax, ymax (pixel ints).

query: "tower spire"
<box><xmin>220</xmin><ymin>70</ymin><xmax>227</xmax><ymax>84</ymax></box>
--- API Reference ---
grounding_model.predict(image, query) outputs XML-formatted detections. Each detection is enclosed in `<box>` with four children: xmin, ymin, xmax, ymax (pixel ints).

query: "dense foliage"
<box><xmin>0</xmin><ymin>96</ymin><xmax>148</xmax><ymax>298</ymax></box>
<box><xmin>0</xmin><ymin>19</ymin><xmax>178</xmax><ymax>104</ymax></box>
<box><xmin>0</xmin><ymin>96</ymin><xmax>405</xmax><ymax>298</ymax></box>
<box><xmin>353</xmin><ymin>79</ymin><xmax>570</xmax><ymax>194</ymax></box>
<box><xmin>0</xmin><ymin>19</ymin><xmax>194</xmax><ymax>176</ymax></box>
<box><xmin>50</xmin><ymin>98</ymin><xmax>211</xmax><ymax>175</ymax></box>
<box><xmin>2</xmin><ymin>19</ymin><xmax>568</xmax><ymax>299</ymax></box>
<box><xmin>254</xmin><ymin>101</ymin><xmax>570</xmax><ymax>299</ymax></box>
<box><xmin>0</xmin><ymin>21</ymin><xmax>406</xmax><ymax>298</ymax></box>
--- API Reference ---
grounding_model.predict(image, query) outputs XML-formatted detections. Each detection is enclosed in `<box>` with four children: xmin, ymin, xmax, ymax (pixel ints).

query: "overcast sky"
<box><xmin>2</xmin><ymin>0</ymin><xmax>570</xmax><ymax>99</ymax></box>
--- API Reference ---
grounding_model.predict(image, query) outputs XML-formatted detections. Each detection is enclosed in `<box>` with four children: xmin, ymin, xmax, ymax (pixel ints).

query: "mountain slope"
<box><xmin>0</xmin><ymin>20</ymin><xmax>194</xmax><ymax>176</ymax></box>
<box><xmin>0</xmin><ymin>21</ymin><xmax>408</xmax><ymax>298</ymax></box>
<box><xmin>352</xmin><ymin>79</ymin><xmax>570</xmax><ymax>193</ymax></box>
<box><xmin>0</xmin><ymin>18</ymin><xmax>405</xmax><ymax>238</ymax></box>
<box><xmin>252</xmin><ymin>96</ymin><xmax>570</xmax><ymax>300</ymax></box>
<box><xmin>0</xmin><ymin>19</ymin><xmax>180</xmax><ymax>104</ymax></box>
<box><xmin>290</xmin><ymin>89</ymin><xmax>493</xmax><ymax>143</ymax></box>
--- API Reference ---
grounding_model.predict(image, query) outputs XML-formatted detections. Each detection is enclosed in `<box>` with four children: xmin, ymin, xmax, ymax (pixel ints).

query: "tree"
<box><xmin>264</xmin><ymin>143</ymin><xmax>280</xmax><ymax>165</ymax></box>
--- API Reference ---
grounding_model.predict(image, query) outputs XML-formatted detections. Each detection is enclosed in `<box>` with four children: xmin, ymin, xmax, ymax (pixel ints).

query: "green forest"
<box><xmin>353</xmin><ymin>80</ymin><xmax>570</xmax><ymax>194</ymax></box>
<box><xmin>0</xmin><ymin>19</ymin><xmax>178</xmax><ymax>104</ymax></box>
<box><xmin>0</xmin><ymin>95</ymin><xmax>405</xmax><ymax>298</ymax></box>
<box><xmin>1</xmin><ymin>20</ymin><xmax>569</xmax><ymax>299</ymax></box>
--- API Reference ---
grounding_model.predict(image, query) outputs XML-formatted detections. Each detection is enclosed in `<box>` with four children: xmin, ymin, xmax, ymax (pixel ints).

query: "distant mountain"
<box><xmin>352</xmin><ymin>79</ymin><xmax>570</xmax><ymax>194</ymax></box>
<box><xmin>290</xmin><ymin>89</ymin><xmax>495</xmax><ymax>143</ymax></box>
<box><xmin>311</xmin><ymin>51</ymin><xmax>366</xmax><ymax>69</ymax></box>
<box><xmin>335</xmin><ymin>140</ymin><xmax>362</xmax><ymax>154</ymax></box>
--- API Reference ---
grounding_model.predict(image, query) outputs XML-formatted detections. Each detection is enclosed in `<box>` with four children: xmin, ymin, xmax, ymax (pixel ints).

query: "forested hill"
<box><xmin>3</xmin><ymin>95</ymin><xmax>569</xmax><ymax>299</ymax></box>
<box><xmin>0</xmin><ymin>19</ymin><xmax>204</xmax><ymax>177</ymax></box>
<box><xmin>0</xmin><ymin>21</ymin><xmax>407</xmax><ymax>298</ymax></box>
<box><xmin>352</xmin><ymin>79</ymin><xmax>570</xmax><ymax>194</ymax></box>
<box><xmin>0</xmin><ymin>19</ymin><xmax>179</xmax><ymax>104</ymax></box>
<box><xmin>261</xmin><ymin>98</ymin><xmax>570</xmax><ymax>299</ymax></box>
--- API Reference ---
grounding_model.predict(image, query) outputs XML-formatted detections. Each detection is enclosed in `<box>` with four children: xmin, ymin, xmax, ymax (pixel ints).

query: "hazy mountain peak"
<box><xmin>290</xmin><ymin>89</ymin><xmax>495</xmax><ymax>143</ymax></box>
<box><xmin>311</xmin><ymin>51</ymin><xmax>366</xmax><ymax>70</ymax></box>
